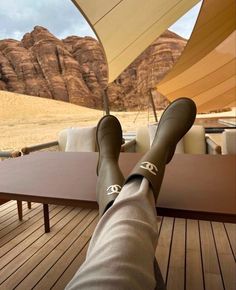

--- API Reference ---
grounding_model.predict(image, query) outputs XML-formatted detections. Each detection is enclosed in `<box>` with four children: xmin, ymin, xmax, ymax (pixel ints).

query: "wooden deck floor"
<box><xmin>0</xmin><ymin>201</ymin><xmax>235</xmax><ymax>290</ymax></box>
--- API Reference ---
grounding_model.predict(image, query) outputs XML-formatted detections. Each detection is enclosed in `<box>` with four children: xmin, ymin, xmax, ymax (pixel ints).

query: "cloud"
<box><xmin>0</xmin><ymin>0</ymin><xmax>96</xmax><ymax>40</ymax></box>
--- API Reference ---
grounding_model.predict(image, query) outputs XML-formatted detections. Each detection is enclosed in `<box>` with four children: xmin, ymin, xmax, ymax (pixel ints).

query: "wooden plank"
<box><xmin>0</xmin><ymin>203</ymin><xmax>42</xmax><ymax>238</ymax></box>
<box><xmin>52</xmin><ymin>243</ymin><xmax>90</xmax><ymax>290</ymax></box>
<box><xmin>199</xmin><ymin>220</ymin><xmax>224</xmax><ymax>290</ymax></box>
<box><xmin>0</xmin><ymin>202</ymin><xmax>27</xmax><ymax>224</ymax></box>
<box><xmin>212</xmin><ymin>222</ymin><xmax>236</xmax><ymax>290</ymax></box>
<box><xmin>1</xmin><ymin>209</ymin><xmax>91</xmax><ymax>289</ymax></box>
<box><xmin>0</xmin><ymin>202</ymin><xmax>234</xmax><ymax>290</ymax></box>
<box><xmin>0</xmin><ymin>200</ymin><xmax>16</xmax><ymax>212</ymax></box>
<box><xmin>224</xmin><ymin>223</ymin><xmax>236</xmax><ymax>260</ymax></box>
<box><xmin>0</xmin><ymin>204</ymin><xmax>59</xmax><ymax>250</ymax></box>
<box><xmin>0</xmin><ymin>206</ymin><xmax>78</xmax><ymax>285</ymax></box>
<box><xmin>13</xmin><ymin>210</ymin><xmax>97</xmax><ymax>290</ymax></box>
<box><xmin>166</xmin><ymin>218</ymin><xmax>186</xmax><ymax>290</ymax></box>
<box><xmin>0</xmin><ymin>205</ymin><xmax>69</xmax><ymax>271</ymax></box>
<box><xmin>34</xmin><ymin>216</ymin><xmax>98</xmax><ymax>289</ymax></box>
<box><xmin>155</xmin><ymin>217</ymin><xmax>174</xmax><ymax>282</ymax></box>
<box><xmin>186</xmin><ymin>219</ymin><xmax>204</xmax><ymax>290</ymax></box>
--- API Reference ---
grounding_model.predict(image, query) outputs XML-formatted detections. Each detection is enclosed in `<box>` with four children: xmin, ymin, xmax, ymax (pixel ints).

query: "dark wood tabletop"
<box><xmin>0</xmin><ymin>152</ymin><xmax>235</xmax><ymax>219</ymax></box>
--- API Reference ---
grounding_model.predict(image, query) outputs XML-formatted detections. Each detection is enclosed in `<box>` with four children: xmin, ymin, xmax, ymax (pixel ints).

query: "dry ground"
<box><xmin>0</xmin><ymin>91</ymin><xmax>161</xmax><ymax>151</ymax></box>
<box><xmin>0</xmin><ymin>91</ymin><xmax>235</xmax><ymax>151</ymax></box>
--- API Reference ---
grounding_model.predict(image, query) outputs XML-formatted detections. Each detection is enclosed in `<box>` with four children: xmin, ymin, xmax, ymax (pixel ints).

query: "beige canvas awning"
<box><xmin>157</xmin><ymin>0</ymin><xmax>236</xmax><ymax>112</ymax></box>
<box><xmin>72</xmin><ymin>0</ymin><xmax>200</xmax><ymax>82</ymax></box>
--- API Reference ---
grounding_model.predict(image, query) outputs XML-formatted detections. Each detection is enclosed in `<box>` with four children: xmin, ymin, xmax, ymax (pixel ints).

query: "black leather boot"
<box><xmin>96</xmin><ymin>115</ymin><xmax>124</xmax><ymax>217</ymax></box>
<box><xmin>126</xmin><ymin>98</ymin><xmax>197</xmax><ymax>201</ymax></box>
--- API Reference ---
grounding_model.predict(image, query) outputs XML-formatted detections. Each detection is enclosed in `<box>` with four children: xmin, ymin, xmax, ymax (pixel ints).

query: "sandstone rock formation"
<box><xmin>0</xmin><ymin>26</ymin><xmax>186</xmax><ymax>110</ymax></box>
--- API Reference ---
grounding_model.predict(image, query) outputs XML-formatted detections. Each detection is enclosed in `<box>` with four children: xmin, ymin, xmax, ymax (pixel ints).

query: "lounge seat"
<box><xmin>21</xmin><ymin>126</ymin><xmax>97</xmax><ymax>154</ymax></box>
<box><xmin>122</xmin><ymin>125</ymin><xmax>221</xmax><ymax>154</ymax></box>
<box><xmin>222</xmin><ymin>129</ymin><xmax>236</xmax><ymax>154</ymax></box>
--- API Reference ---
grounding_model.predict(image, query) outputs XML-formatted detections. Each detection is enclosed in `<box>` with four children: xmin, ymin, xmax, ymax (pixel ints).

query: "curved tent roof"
<box><xmin>72</xmin><ymin>0</ymin><xmax>200</xmax><ymax>82</ymax></box>
<box><xmin>157</xmin><ymin>0</ymin><xmax>236</xmax><ymax>112</ymax></box>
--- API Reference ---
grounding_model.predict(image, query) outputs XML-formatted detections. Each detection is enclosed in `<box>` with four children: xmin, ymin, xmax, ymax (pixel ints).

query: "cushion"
<box><xmin>60</xmin><ymin>127</ymin><xmax>96</xmax><ymax>152</ymax></box>
<box><xmin>148</xmin><ymin>123</ymin><xmax>158</xmax><ymax>146</ymax></box>
<box><xmin>58</xmin><ymin>129</ymin><xmax>68</xmax><ymax>151</ymax></box>
<box><xmin>136</xmin><ymin>126</ymin><xmax>150</xmax><ymax>153</ymax></box>
<box><xmin>175</xmin><ymin>139</ymin><xmax>185</xmax><ymax>154</ymax></box>
<box><xmin>222</xmin><ymin>129</ymin><xmax>236</xmax><ymax>154</ymax></box>
<box><xmin>183</xmin><ymin>125</ymin><xmax>206</xmax><ymax>154</ymax></box>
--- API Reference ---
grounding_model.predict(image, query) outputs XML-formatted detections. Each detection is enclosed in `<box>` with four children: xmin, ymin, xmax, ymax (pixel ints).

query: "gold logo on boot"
<box><xmin>107</xmin><ymin>184</ymin><xmax>122</xmax><ymax>195</ymax></box>
<box><xmin>140</xmin><ymin>162</ymin><xmax>158</xmax><ymax>175</ymax></box>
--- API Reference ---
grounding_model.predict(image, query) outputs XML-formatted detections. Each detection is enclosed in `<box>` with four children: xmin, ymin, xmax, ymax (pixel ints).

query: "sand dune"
<box><xmin>0</xmin><ymin>91</ymin><xmax>159</xmax><ymax>150</ymax></box>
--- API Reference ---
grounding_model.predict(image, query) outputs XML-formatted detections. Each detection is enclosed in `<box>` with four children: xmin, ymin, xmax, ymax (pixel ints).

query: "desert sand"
<box><xmin>0</xmin><ymin>91</ymin><xmax>161</xmax><ymax>151</ymax></box>
<box><xmin>0</xmin><ymin>91</ymin><xmax>235</xmax><ymax>151</ymax></box>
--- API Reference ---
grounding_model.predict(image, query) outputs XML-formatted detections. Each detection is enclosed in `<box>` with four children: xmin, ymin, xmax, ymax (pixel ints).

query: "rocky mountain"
<box><xmin>0</xmin><ymin>26</ymin><xmax>186</xmax><ymax>111</ymax></box>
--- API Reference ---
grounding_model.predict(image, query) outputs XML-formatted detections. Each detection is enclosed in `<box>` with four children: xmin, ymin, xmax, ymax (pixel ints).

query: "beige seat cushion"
<box><xmin>58</xmin><ymin>129</ymin><xmax>68</xmax><ymax>151</ymax></box>
<box><xmin>183</xmin><ymin>125</ymin><xmax>206</xmax><ymax>154</ymax></box>
<box><xmin>134</xmin><ymin>124</ymin><xmax>206</xmax><ymax>154</ymax></box>
<box><xmin>222</xmin><ymin>129</ymin><xmax>236</xmax><ymax>154</ymax></box>
<box><xmin>175</xmin><ymin>139</ymin><xmax>185</xmax><ymax>154</ymax></box>
<box><xmin>136</xmin><ymin>126</ymin><xmax>150</xmax><ymax>153</ymax></box>
<box><xmin>58</xmin><ymin>127</ymin><xmax>96</xmax><ymax>152</ymax></box>
<box><xmin>148</xmin><ymin>123</ymin><xmax>158</xmax><ymax>146</ymax></box>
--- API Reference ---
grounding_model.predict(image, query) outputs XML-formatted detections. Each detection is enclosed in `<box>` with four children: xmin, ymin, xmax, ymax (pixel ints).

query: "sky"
<box><xmin>0</xmin><ymin>0</ymin><xmax>202</xmax><ymax>41</ymax></box>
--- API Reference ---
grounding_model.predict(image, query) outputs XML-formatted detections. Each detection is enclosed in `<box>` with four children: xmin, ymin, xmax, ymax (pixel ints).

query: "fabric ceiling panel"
<box><xmin>193</xmin><ymin>76</ymin><xmax>236</xmax><ymax>106</ymax></box>
<box><xmin>74</xmin><ymin>0</ymin><xmax>122</xmax><ymax>25</ymax></box>
<box><xmin>72</xmin><ymin>0</ymin><xmax>200</xmax><ymax>82</ymax></box>
<box><xmin>157</xmin><ymin>0</ymin><xmax>236</xmax><ymax>113</ymax></box>
<box><xmin>198</xmin><ymin>88</ymin><xmax>236</xmax><ymax>112</ymax></box>
<box><xmin>158</xmin><ymin>32</ymin><xmax>236</xmax><ymax>95</ymax></box>
<box><xmin>167</xmin><ymin>59</ymin><xmax>236</xmax><ymax>100</ymax></box>
<box><xmin>161</xmin><ymin>0</ymin><xmax>236</xmax><ymax>82</ymax></box>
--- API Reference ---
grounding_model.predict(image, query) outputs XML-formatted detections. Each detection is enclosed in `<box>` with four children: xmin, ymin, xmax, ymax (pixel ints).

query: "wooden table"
<box><xmin>0</xmin><ymin>152</ymin><xmax>235</xmax><ymax>232</ymax></box>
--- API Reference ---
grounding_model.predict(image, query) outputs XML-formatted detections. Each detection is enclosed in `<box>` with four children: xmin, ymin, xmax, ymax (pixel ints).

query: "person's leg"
<box><xmin>66</xmin><ymin>98</ymin><xmax>196</xmax><ymax>290</ymax></box>
<box><xmin>126</xmin><ymin>98</ymin><xmax>197</xmax><ymax>200</ymax></box>
<box><xmin>67</xmin><ymin>177</ymin><xmax>159</xmax><ymax>290</ymax></box>
<box><xmin>67</xmin><ymin>115</ymin><xmax>162</xmax><ymax>290</ymax></box>
<box><xmin>95</xmin><ymin>115</ymin><xmax>124</xmax><ymax>217</ymax></box>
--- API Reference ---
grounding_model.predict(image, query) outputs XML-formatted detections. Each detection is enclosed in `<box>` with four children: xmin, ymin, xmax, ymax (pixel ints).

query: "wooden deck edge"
<box><xmin>156</xmin><ymin>207</ymin><xmax>236</xmax><ymax>223</ymax></box>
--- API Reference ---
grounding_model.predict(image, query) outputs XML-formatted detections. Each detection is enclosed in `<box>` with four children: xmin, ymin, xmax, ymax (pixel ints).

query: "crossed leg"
<box><xmin>66</xmin><ymin>98</ymin><xmax>196</xmax><ymax>290</ymax></box>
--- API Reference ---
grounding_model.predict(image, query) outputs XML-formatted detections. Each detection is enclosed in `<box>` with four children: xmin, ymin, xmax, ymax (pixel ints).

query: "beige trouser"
<box><xmin>66</xmin><ymin>177</ymin><xmax>160</xmax><ymax>290</ymax></box>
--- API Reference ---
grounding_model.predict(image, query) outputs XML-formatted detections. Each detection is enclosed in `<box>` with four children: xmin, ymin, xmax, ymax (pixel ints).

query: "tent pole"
<box><xmin>103</xmin><ymin>87</ymin><xmax>110</xmax><ymax>115</ymax></box>
<box><xmin>149</xmin><ymin>89</ymin><xmax>158</xmax><ymax>122</ymax></box>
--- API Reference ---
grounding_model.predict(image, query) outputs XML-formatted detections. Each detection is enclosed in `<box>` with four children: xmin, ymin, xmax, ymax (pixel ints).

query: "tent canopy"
<box><xmin>157</xmin><ymin>0</ymin><xmax>236</xmax><ymax>112</ymax></box>
<box><xmin>72</xmin><ymin>0</ymin><xmax>236</xmax><ymax>112</ymax></box>
<box><xmin>72</xmin><ymin>0</ymin><xmax>200</xmax><ymax>82</ymax></box>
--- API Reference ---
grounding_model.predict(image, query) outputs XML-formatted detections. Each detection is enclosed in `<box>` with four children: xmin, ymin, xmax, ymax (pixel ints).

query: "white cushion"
<box><xmin>136</xmin><ymin>126</ymin><xmax>150</xmax><ymax>153</ymax></box>
<box><xmin>222</xmin><ymin>129</ymin><xmax>236</xmax><ymax>154</ymax></box>
<box><xmin>183</xmin><ymin>125</ymin><xmax>206</xmax><ymax>154</ymax></box>
<box><xmin>137</xmin><ymin>124</ymin><xmax>206</xmax><ymax>154</ymax></box>
<box><xmin>58</xmin><ymin>129</ymin><xmax>68</xmax><ymax>151</ymax></box>
<box><xmin>148</xmin><ymin>123</ymin><xmax>158</xmax><ymax>146</ymax></box>
<box><xmin>175</xmin><ymin>139</ymin><xmax>185</xmax><ymax>154</ymax></box>
<box><xmin>58</xmin><ymin>127</ymin><xmax>96</xmax><ymax>152</ymax></box>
